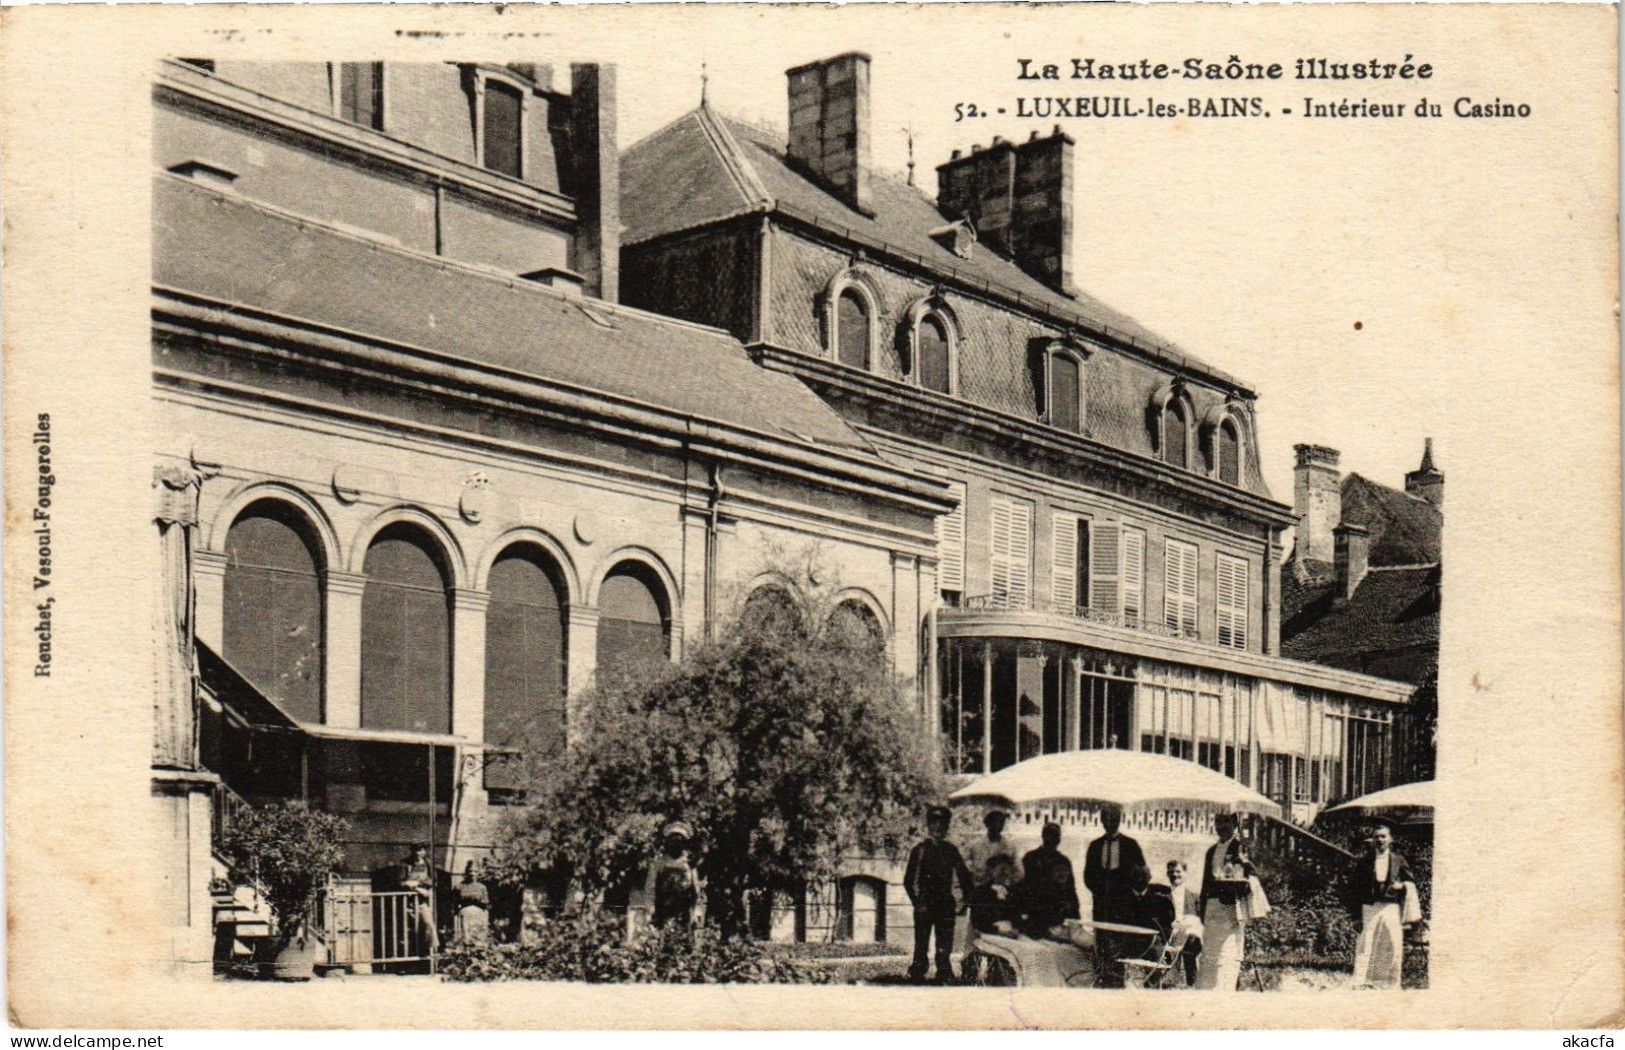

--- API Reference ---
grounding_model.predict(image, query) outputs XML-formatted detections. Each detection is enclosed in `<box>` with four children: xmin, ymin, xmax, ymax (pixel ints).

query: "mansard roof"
<box><xmin>154</xmin><ymin>174</ymin><xmax>884</xmax><ymax>459</ymax></box>
<box><xmin>621</xmin><ymin>106</ymin><xmax>1253</xmax><ymax>396</ymax></box>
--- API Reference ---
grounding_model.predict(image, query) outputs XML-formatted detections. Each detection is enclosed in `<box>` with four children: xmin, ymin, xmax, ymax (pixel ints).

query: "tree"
<box><xmin>220</xmin><ymin>801</ymin><xmax>349</xmax><ymax>944</ymax></box>
<box><xmin>493</xmin><ymin>549</ymin><xmax>944</xmax><ymax>937</ymax></box>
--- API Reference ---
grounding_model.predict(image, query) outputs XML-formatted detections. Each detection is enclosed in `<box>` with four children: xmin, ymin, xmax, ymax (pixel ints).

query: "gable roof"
<box><xmin>621</xmin><ymin>107</ymin><xmax>1251</xmax><ymax>394</ymax></box>
<box><xmin>1339</xmin><ymin>474</ymin><xmax>1442</xmax><ymax>566</ymax></box>
<box><xmin>1280</xmin><ymin>565</ymin><xmax>1440</xmax><ymax>686</ymax></box>
<box><xmin>154</xmin><ymin>174</ymin><xmax>877</xmax><ymax>457</ymax></box>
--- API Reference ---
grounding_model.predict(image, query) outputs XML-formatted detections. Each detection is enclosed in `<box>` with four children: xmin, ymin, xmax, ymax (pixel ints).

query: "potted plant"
<box><xmin>220</xmin><ymin>801</ymin><xmax>349</xmax><ymax>980</ymax></box>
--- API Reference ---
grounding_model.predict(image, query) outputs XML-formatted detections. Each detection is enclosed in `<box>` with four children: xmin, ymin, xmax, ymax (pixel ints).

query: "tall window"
<box><xmin>361</xmin><ymin>524</ymin><xmax>451</xmax><ymax>733</ymax></box>
<box><xmin>223</xmin><ymin>502</ymin><xmax>324</xmax><ymax>723</ymax></box>
<box><xmin>1086</xmin><ymin>523</ymin><xmax>1143</xmax><ymax>626</ymax></box>
<box><xmin>829</xmin><ymin>599</ymin><xmax>886</xmax><ymax>656</ymax></box>
<box><xmin>1164</xmin><ymin>539</ymin><xmax>1199</xmax><ymax>639</ymax></box>
<box><xmin>917</xmin><ymin>314</ymin><xmax>951</xmax><ymax>393</ymax></box>
<box><xmin>1217</xmin><ymin>419</ymin><xmax>1241</xmax><ymax>485</ymax></box>
<box><xmin>485</xmin><ymin>546</ymin><xmax>568</xmax><ymax>757</ymax></box>
<box><xmin>835</xmin><ymin>290</ymin><xmax>869</xmax><ymax>370</ymax></box>
<box><xmin>1164</xmin><ymin>400</ymin><xmax>1188</xmax><ymax>468</ymax></box>
<box><xmin>934</xmin><ymin>481</ymin><xmax>967</xmax><ymax>604</ymax></box>
<box><xmin>1216</xmin><ymin>553</ymin><xmax>1249</xmax><ymax>650</ymax></box>
<box><xmin>338</xmin><ymin>62</ymin><xmax>384</xmax><ymax>130</ymax></box>
<box><xmin>597</xmin><ymin>563</ymin><xmax>669</xmax><ymax>679</ymax></box>
<box><xmin>1050</xmin><ymin>353</ymin><xmax>1082</xmax><ymax>432</ymax></box>
<box><xmin>482</xmin><ymin>79</ymin><xmax>523</xmax><ymax>178</ymax></box>
<box><xmin>1051</xmin><ymin>512</ymin><xmax>1091</xmax><ymax>614</ymax></box>
<box><xmin>989</xmin><ymin>496</ymin><xmax>1032</xmax><ymax>609</ymax></box>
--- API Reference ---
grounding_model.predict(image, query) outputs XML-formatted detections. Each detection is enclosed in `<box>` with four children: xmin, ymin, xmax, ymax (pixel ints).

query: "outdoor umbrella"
<box><xmin>1324</xmin><ymin>780</ymin><xmax>1434</xmax><ymax>825</ymax></box>
<box><xmin>948</xmin><ymin>750</ymin><xmax>1282</xmax><ymax>818</ymax></box>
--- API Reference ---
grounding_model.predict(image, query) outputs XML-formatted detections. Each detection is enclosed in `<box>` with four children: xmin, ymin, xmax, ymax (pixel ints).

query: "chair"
<box><xmin>1120</xmin><ymin>924</ymin><xmax>1191</xmax><ymax>989</ymax></box>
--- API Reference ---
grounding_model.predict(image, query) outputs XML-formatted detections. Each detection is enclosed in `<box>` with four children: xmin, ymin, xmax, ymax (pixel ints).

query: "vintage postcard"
<box><xmin>1</xmin><ymin>2</ymin><xmax>1619</xmax><ymax>1031</ymax></box>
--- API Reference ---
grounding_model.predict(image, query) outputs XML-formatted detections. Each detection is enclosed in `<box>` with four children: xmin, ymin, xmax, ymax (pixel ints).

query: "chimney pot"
<box><xmin>951</xmin><ymin>148</ymin><xmax>962</xmax><ymax>160</ymax></box>
<box><xmin>1334</xmin><ymin>523</ymin><xmax>1370</xmax><ymax>601</ymax></box>
<box><xmin>971</xmin><ymin>143</ymin><xmax>982</xmax><ymax>153</ymax></box>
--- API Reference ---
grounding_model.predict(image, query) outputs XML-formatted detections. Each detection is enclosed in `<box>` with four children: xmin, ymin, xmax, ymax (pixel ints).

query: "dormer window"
<box><xmin>1199</xmin><ymin>402</ymin><xmax>1249</xmax><ymax>486</ymax></box>
<box><xmin>1217</xmin><ymin>419</ymin><xmax>1241</xmax><ymax>485</ymax></box>
<box><xmin>821</xmin><ymin>269</ymin><xmax>881</xmax><ymax>371</ymax></box>
<box><xmin>466</xmin><ymin>65</ymin><xmax>530</xmax><ymax>180</ymax></box>
<box><xmin>928</xmin><ymin>219</ymin><xmax>977</xmax><ymax>260</ymax></box>
<box><xmin>901</xmin><ymin>296</ymin><xmax>957</xmax><ymax>395</ymax></box>
<box><xmin>836</xmin><ymin>291</ymin><xmax>868</xmax><ymax>369</ymax></box>
<box><xmin>1150</xmin><ymin>381</ymin><xmax>1196</xmax><ymax>469</ymax></box>
<box><xmin>1036</xmin><ymin>339</ymin><xmax>1089</xmax><ymax>433</ymax></box>
<box><xmin>1165</xmin><ymin>400</ymin><xmax>1188</xmax><ymax>467</ymax></box>
<box><xmin>333</xmin><ymin>62</ymin><xmax>384</xmax><ymax>130</ymax></box>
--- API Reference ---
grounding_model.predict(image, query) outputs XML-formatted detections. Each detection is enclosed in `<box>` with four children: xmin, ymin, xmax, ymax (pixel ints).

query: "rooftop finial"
<box><xmin>700</xmin><ymin>59</ymin><xmax>709</xmax><ymax>108</ymax></box>
<box><xmin>905</xmin><ymin>124</ymin><xmax>916</xmax><ymax>186</ymax></box>
<box><xmin>1418</xmin><ymin>437</ymin><xmax>1436</xmax><ymax>472</ymax></box>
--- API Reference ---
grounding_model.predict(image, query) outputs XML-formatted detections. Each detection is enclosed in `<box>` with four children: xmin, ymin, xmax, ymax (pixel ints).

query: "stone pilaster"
<box><xmin>324</xmin><ymin>570</ymin><xmax>367</xmax><ymax>728</ymax></box>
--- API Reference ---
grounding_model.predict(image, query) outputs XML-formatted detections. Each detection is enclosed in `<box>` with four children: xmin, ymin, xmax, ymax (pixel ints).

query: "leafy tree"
<box><xmin>493</xmin><ymin>548</ymin><xmax>944</xmax><ymax>937</ymax></box>
<box><xmin>220</xmin><ymin>801</ymin><xmax>349</xmax><ymax>942</ymax></box>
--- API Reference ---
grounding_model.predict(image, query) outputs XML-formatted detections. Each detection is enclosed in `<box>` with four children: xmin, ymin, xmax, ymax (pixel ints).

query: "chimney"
<box><xmin>936</xmin><ymin>138</ymin><xmax>1016</xmax><ymax>256</ymax></box>
<box><xmin>1011</xmin><ymin>127</ymin><xmax>1075</xmax><ymax>293</ymax></box>
<box><xmin>786</xmin><ymin>53</ymin><xmax>872</xmax><ymax>214</ymax></box>
<box><xmin>937</xmin><ymin>126</ymin><xmax>1074</xmax><ymax>293</ymax></box>
<box><xmin>1293</xmin><ymin>444</ymin><xmax>1342</xmax><ymax>566</ymax></box>
<box><xmin>1405</xmin><ymin>437</ymin><xmax>1444</xmax><ymax>508</ymax></box>
<box><xmin>1334</xmin><ymin>523</ymin><xmax>1370</xmax><ymax>601</ymax></box>
<box><xmin>568</xmin><ymin>63</ymin><xmax>619</xmax><ymax>303</ymax></box>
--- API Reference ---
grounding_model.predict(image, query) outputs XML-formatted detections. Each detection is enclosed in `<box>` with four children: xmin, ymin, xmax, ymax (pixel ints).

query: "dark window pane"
<box><xmin>741</xmin><ymin>585</ymin><xmax>801</xmax><ymax>638</ymax></box>
<box><xmin>1051</xmin><ymin>354</ymin><xmax>1080</xmax><ymax>431</ymax></box>
<box><xmin>828</xmin><ymin>600</ymin><xmax>885</xmax><ymax>655</ymax></box>
<box><xmin>836</xmin><ymin>291</ymin><xmax>868</xmax><ymax>369</ymax></box>
<box><xmin>918</xmin><ymin>315</ymin><xmax>951</xmax><ymax>393</ymax></box>
<box><xmin>485</xmin><ymin>548</ymin><xmax>568</xmax><ymax>756</ymax></box>
<box><xmin>361</xmin><ymin>526</ymin><xmax>450</xmax><ymax>733</ymax></box>
<box><xmin>340</xmin><ymin>62</ymin><xmax>383</xmax><ymax>130</ymax></box>
<box><xmin>1219</xmin><ymin>421</ymin><xmax>1241</xmax><ymax>484</ymax></box>
<box><xmin>224</xmin><ymin>506</ymin><xmax>323</xmax><ymax>723</ymax></box>
<box><xmin>483</xmin><ymin>81</ymin><xmax>523</xmax><ymax>178</ymax></box>
<box><xmin>597</xmin><ymin>567</ymin><xmax>668</xmax><ymax>679</ymax></box>
<box><xmin>1165</xmin><ymin>403</ymin><xmax>1187</xmax><ymax>467</ymax></box>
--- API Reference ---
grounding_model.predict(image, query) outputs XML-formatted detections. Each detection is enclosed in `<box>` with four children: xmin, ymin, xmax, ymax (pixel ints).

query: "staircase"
<box><xmin>211</xmin><ymin>853</ymin><xmax>275</xmax><ymax>966</ymax></box>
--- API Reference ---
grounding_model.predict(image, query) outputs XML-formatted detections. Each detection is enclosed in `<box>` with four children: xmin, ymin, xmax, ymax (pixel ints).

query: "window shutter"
<box><xmin>1089</xmin><ymin>522</ymin><xmax>1122</xmax><ymax>620</ymax></box>
<box><xmin>1217</xmin><ymin>553</ymin><xmax>1249</xmax><ymax>649</ymax></box>
<box><xmin>989</xmin><ymin>497</ymin><xmax>1012</xmax><ymax>607</ymax></box>
<box><xmin>1122</xmin><ymin>528</ymin><xmax>1145</xmax><ymax>626</ymax></box>
<box><xmin>935</xmin><ymin>482</ymin><xmax>966</xmax><ymax>594</ymax></box>
<box><xmin>1008</xmin><ymin>500</ymin><xmax>1032</xmax><ymax>609</ymax></box>
<box><xmin>1051</xmin><ymin>512</ymin><xmax>1078</xmax><ymax>612</ymax></box>
<box><xmin>1164</xmin><ymin>540</ymin><xmax>1198</xmax><ymax>637</ymax></box>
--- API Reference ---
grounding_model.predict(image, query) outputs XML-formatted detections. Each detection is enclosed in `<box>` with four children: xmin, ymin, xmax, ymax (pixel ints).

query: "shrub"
<box><xmin>439</xmin><ymin>908</ymin><xmax>834</xmax><ymax>984</ymax></box>
<box><xmin>219</xmin><ymin>801</ymin><xmax>349</xmax><ymax>940</ymax></box>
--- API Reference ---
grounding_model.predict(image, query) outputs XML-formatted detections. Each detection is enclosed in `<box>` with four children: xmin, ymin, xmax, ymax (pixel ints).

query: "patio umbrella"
<box><xmin>1324</xmin><ymin>780</ymin><xmax>1434</xmax><ymax>824</ymax></box>
<box><xmin>948</xmin><ymin>750</ymin><xmax>1282</xmax><ymax>818</ymax></box>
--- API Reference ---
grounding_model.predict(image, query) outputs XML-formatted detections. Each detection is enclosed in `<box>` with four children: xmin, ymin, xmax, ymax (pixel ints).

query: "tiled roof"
<box><xmin>154</xmin><ymin>175</ymin><xmax>875</xmax><ymax>455</ymax></box>
<box><xmin>1280</xmin><ymin>565</ymin><xmax>1440</xmax><ymax>686</ymax></box>
<box><xmin>621</xmin><ymin>107</ymin><xmax>1250</xmax><ymax>393</ymax></box>
<box><xmin>1339</xmin><ymin>474</ymin><xmax>1442</xmax><ymax>566</ymax></box>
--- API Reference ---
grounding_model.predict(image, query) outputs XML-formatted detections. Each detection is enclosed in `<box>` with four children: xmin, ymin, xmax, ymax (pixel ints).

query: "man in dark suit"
<box><xmin>904</xmin><ymin>805</ymin><xmax>975</xmax><ymax>984</ymax></box>
<box><xmin>1083</xmin><ymin>805</ymin><xmax>1147</xmax><ymax>987</ymax></box>
<box><xmin>1018</xmin><ymin>821</ymin><xmax>1080</xmax><ymax>937</ymax></box>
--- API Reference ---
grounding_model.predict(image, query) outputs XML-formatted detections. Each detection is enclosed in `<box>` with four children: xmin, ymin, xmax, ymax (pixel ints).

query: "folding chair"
<box><xmin>1120</xmin><ymin>925</ymin><xmax>1192</xmax><ymax>990</ymax></box>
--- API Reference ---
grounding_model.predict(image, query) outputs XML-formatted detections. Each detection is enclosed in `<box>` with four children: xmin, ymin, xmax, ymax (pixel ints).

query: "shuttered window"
<box><xmin>1122</xmin><ymin>527</ymin><xmax>1145</xmax><ymax>627</ymax></box>
<box><xmin>223</xmin><ymin>503</ymin><xmax>324</xmax><ymax>723</ymax></box>
<box><xmin>836</xmin><ymin>290</ymin><xmax>869</xmax><ymax>369</ymax></box>
<box><xmin>989</xmin><ymin>496</ymin><xmax>1031</xmax><ymax>609</ymax></box>
<box><xmin>485</xmin><ymin>547</ymin><xmax>568</xmax><ymax>756</ymax></box>
<box><xmin>1164</xmin><ymin>539</ymin><xmax>1199</xmax><ymax>638</ymax></box>
<box><xmin>1216</xmin><ymin>553</ymin><xmax>1249</xmax><ymax>650</ymax></box>
<box><xmin>935</xmin><ymin>481</ymin><xmax>967</xmax><ymax>596</ymax></box>
<box><xmin>1052</xmin><ymin>512</ymin><xmax>1078</xmax><ymax>612</ymax></box>
<box><xmin>1087</xmin><ymin>522</ymin><xmax>1142</xmax><ymax>625</ymax></box>
<box><xmin>361</xmin><ymin>525</ymin><xmax>451</xmax><ymax>734</ymax></box>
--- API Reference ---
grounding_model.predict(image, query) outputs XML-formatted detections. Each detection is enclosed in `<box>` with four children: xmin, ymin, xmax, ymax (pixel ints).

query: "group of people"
<box><xmin>905</xmin><ymin>804</ymin><xmax>1421</xmax><ymax>990</ymax></box>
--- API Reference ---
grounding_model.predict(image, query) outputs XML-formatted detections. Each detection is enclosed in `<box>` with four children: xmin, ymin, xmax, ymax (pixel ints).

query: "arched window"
<box><xmin>740</xmin><ymin>584</ymin><xmax>802</xmax><ymax>639</ymax></box>
<box><xmin>1217</xmin><ymin>419</ymin><xmax>1241</xmax><ymax>485</ymax></box>
<box><xmin>828</xmin><ymin>599</ymin><xmax>885</xmax><ymax>656</ymax></box>
<box><xmin>485</xmin><ymin>545</ymin><xmax>569</xmax><ymax>757</ymax></box>
<box><xmin>835</xmin><ymin>290</ymin><xmax>870</xmax><ymax>370</ymax></box>
<box><xmin>1164</xmin><ymin>400</ymin><xmax>1188</xmax><ymax>469</ymax></box>
<box><xmin>223</xmin><ymin>501</ymin><xmax>324</xmax><ymax>723</ymax></box>
<box><xmin>361</xmin><ymin>523</ymin><xmax>451</xmax><ymax>733</ymax></box>
<box><xmin>918</xmin><ymin>314</ymin><xmax>952</xmax><ymax>393</ymax></box>
<box><xmin>597</xmin><ymin>563</ymin><xmax>670</xmax><ymax>679</ymax></box>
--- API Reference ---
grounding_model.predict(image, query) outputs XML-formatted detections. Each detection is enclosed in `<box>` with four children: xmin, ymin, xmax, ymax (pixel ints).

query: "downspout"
<box><xmin>1261</xmin><ymin>526</ymin><xmax>1275</xmax><ymax>655</ymax></box>
<box><xmin>433</xmin><ymin>179</ymin><xmax>446</xmax><ymax>257</ymax></box>
<box><xmin>705</xmin><ymin>461</ymin><xmax>726</xmax><ymax>643</ymax></box>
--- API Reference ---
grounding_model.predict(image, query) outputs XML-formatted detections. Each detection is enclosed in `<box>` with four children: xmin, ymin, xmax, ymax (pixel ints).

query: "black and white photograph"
<box><xmin>1</xmin><ymin>2</ymin><xmax>1619</xmax><ymax>1031</ymax></box>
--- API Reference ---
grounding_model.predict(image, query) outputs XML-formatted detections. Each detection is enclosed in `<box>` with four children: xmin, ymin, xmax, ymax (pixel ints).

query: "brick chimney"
<box><xmin>1405</xmin><ymin>437</ymin><xmax>1444</xmax><ymax>508</ymax></box>
<box><xmin>937</xmin><ymin>126</ymin><xmax>1074</xmax><ymax>294</ymax></box>
<box><xmin>786</xmin><ymin>53</ymin><xmax>872</xmax><ymax>214</ymax></box>
<box><xmin>1334</xmin><ymin>523</ymin><xmax>1370</xmax><ymax>601</ymax></box>
<box><xmin>567</xmin><ymin>64</ymin><xmax>619</xmax><ymax>303</ymax></box>
<box><xmin>1293</xmin><ymin>444</ymin><xmax>1342</xmax><ymax>567</ymax></box>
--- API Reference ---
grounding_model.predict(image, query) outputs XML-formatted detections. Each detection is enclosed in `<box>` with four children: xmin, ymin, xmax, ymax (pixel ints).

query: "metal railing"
<box><xmin>322</xmin><ymin>889</ymin><xmax>436</xmax><ymax>968</ymax></box>
<box><xmin>958</xmin><ymin>593</ymin><xmax>1206</xmax><ymax>643</ymax></box>
<box><xmin>210</xmin><ymin>779</ymin><xmax>256</xmax><ymax>850</ymax></box>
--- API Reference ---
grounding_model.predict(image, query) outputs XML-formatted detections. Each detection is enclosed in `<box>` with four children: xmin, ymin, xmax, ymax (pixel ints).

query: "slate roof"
<box><xmin>621</xmin><ymin>107</ymin><xmax>1251</xmax><ymax>394</ymax></box>
<box><xmin>154</xmin><ymin>174</ymin><xmax>875</xmax><ymax>455</ymax></box>
<box><xmin>1280</xmin><ymin>565</ymin><xmax>1440</xmax><ymax>686</ymax></box>
<box><xmin>1339</xmin><ymin>474</ymin><xmax>1442</xmax><ymax>566</ymax></box>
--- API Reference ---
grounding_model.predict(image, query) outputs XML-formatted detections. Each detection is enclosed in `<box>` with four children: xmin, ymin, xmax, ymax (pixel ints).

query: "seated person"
<box><xmin>1019</xmin><ymin>822</ymin><xmax>1081</xmax><ymax>939</ymax></box>
<box><xmin>969</xmin><ymin>854</ymin><xmax>1022</xmax><ymax>935</ymax></box>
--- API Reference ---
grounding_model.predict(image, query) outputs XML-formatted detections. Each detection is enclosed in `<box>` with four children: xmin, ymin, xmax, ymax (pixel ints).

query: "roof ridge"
<box><xmin>695</xmin><ymin>105</ymin><xmax>773</xmax><ymax>207</ymax></box>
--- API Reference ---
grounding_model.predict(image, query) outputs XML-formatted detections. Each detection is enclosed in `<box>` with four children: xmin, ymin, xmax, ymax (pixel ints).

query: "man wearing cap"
<box><xmin>963</xmin><ymin>809</ymin><xmax>1017</xmax><ymax>890</ymax></box>
<box><xmin>646</xmin><ymin>821</ymin><xmax>701</xmax><ymax>929</ymax></box>
<box><xmin>904</xmin><ymin>805</ymin><xmax>975</xmax><ymax>984</ymax></box>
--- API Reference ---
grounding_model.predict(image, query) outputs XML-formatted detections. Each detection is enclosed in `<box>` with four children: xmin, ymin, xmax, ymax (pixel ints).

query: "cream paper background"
<box><xmin>1</xmin><ymin>2</ymin><xmax>1618</xmax><ymax>1030</ymax></box>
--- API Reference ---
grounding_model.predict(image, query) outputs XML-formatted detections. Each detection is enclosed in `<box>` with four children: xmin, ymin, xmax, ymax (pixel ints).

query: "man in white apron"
<box><xmin>1346</xmin><ymin>823</ymin><xmax>1416</xmax><ymax>989</ymax></box>
<box><xmin>1195</xmin><ymin>812</ymin><xmax>1258</xmax><ymax>990</ymax></box>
